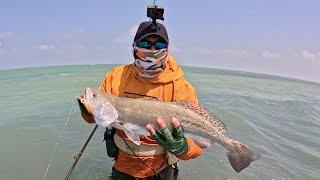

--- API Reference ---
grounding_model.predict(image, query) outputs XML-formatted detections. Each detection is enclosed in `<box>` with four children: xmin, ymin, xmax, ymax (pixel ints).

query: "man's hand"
<box><xmin>146</xmin><ymin>117</ymin><xmax>189</xmax><ymax>156</ymax></box>
<box><xmin>77</xmin><ymin>95</ymin><xmax>95</xmax><ymax>123</ymax></box>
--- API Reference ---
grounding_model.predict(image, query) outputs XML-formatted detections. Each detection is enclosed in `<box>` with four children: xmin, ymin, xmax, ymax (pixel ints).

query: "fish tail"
<box><xmin>227</xmin><ymin>143</ymin><xmax>261</xmax><ymax>173</ymax></box>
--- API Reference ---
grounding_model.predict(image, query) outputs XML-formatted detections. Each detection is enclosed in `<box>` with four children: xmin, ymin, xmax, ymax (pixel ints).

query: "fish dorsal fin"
<box><xmin>174</xmin><ymin>100</ymin><xmax>227</xmax><ymax>134</ymax></box>
<box><xmin>139</xmin><ymin>97</ymin><xmax>157</xmax><ymax>101</ymax></box>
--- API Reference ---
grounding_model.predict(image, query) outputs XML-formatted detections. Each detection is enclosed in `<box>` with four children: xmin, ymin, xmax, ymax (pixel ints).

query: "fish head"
<box><xmin>84</xmin><ymin>88</ymin><xmax>99</xmax><ymax>102</ymax></box>
<box><xmin>83</xmin><ymin>87</ymin><xmax>119</xmax><ymax>128</ymax></box>
<box><xmin>84</xmin><ymin>88</ymin><xmax>109</xmax><ymax>104</ymax></box>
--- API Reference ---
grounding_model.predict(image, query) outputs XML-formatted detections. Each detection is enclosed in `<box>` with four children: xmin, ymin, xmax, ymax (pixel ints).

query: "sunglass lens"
<box><xmin>155</xmin><ymin>42</ymin><xmax>168</xmax><ymax>50</ymax></box>
<box><xmin>137</xmin><ymin>41</ymin><xmax>151</xmax><ymax>49</ymax></box>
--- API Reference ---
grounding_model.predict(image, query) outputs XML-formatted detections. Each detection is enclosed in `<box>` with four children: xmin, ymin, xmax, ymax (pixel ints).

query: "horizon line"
<box><xmin>1</xmin><ymin>63</ymin><xmax>319</xmax><ymax>85</ymax></box>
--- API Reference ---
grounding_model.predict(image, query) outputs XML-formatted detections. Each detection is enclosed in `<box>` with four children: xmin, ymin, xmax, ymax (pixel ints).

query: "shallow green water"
<box><xmin>0</xmin><ymin>65</ymin><xmax>319</xmax><ymax>180</ymax></box>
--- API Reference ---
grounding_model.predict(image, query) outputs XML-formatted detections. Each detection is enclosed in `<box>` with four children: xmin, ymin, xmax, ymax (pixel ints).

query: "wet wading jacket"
<box><xmin>82</xmin><ymin>55</ymin><xmax>203</xmax><ymax>178</ymax></box>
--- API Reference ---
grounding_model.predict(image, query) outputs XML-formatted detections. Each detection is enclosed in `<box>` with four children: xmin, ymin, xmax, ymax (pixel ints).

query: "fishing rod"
<box><xmin>64</xmin><ymin>124</ymin><xmax>99</xmax><ymax>180</ymax></box>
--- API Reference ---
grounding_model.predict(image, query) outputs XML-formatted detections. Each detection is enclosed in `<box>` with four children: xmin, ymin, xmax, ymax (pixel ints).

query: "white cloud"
<box><xmin>115</xmin><ymin>24</ymin><xmax>139</xmax><ymax>45</ymax></box>
<box><xmin>193</xmin><ymin>48</ymin><xmax>250</xmax><ymax>57</ymax></box>
<box><xmin>300</xmin><ymin>50</ymin><xmax>316</xmax><ymax>61</ymax></box>
<box><xmin>0</xmin><ymin>41</ymin><xmax>5</xmax><ymax>56</ymax></box>
<box><xmin>0</xmin><ymin>32</ymin><xmax>13</xmax><ymax>39</ymax></box>
<box><xmin>261</xmin><ymin>50</ymin><xmax>281</xmax><ymax>60</ymax></box>
<box><xmin>64</xmin><ymin>44</ymin><xmax>86</xmax><ymax>51</ymax></box>
<box><xmin>193</xmin><ymin>47</ymin><xmax>213</xmax><ymax>55</ymax></box>
<box><xmin>168</xmin><ymin>39</ymin><xmax>181</xmax><ymax>53</ymax></box>
<box><xmin>39</xmin><ymin>44</ymin><xmax>55</xmax><ymax>51</ymax></box>
<box><xmin>170</xmin><ymin>46</ymin><xmax>181</xmax><ymax>53</ymax></box>
<box><xmin>223</xmin><ymin>49</ymin><xmax>250</xmax><ymax>57</ymax></box>
<box><xmin>129</xmin><ymin>24</ymin><xmax>139</xmax><ymax>37</ymax></box>
<box><xmin>0</xmin><ymin>48</ymin><xmax>6</xmax><ymax>56</ymax></box>
<box><xmin>62</xmin><ymin>28</ymin><xmax>86</xmax><ymax>40</ymax></box>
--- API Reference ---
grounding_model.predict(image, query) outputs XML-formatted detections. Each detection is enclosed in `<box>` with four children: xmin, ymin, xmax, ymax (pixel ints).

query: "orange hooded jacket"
<box><xmin>82</xmin><ymin>55</ymin><xmax>203</xmax><ymax>178</ymax></box>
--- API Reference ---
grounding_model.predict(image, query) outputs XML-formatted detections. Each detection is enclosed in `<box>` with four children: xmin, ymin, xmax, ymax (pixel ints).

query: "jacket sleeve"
<box><xmin>174</xmin><ymin>79</ymin><xmax>198</xmax><ymax>104</ymax></box>
<box><xmin>184</xmin><ymin>81</ymin><xmax>199</xmax><ymax>104</ymax></box>
<box><xmin>98</xmin><ymin>71</ymin><xmax>113</xmax><ymax>94</ymax></box>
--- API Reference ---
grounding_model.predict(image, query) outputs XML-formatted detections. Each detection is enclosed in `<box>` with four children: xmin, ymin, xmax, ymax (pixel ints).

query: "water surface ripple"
<box><xmin>0</xmin><ymin>65</ymin><xmax>319</xmax><ymax>180</ymax></box>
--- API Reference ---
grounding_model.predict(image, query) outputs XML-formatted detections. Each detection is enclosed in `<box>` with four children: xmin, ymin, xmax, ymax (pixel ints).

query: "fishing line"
<box><xmin>42</xmin><ymin>63</ymin><xmax>93</xmax><ymax>179</ymax></box>
<box><xmin>42</xmin><ymin>95</ymin><xmax>76</xmax><ymax>180</ymax></box>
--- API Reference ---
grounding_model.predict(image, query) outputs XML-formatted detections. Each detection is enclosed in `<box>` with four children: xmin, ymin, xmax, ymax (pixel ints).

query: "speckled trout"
<box><xmin>83</xmin><ymin>88</ymin><xmax>260</xmax><ymax>172</ymax></box>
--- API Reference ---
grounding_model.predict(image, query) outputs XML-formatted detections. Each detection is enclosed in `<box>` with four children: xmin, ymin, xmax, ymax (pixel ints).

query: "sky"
<box><xmin>0</xmin><ymin>0</ymin><xmax>319</xmax><ymax>82</ymax></box>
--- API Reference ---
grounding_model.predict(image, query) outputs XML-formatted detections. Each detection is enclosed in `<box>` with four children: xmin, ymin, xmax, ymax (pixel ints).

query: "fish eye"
<box><xmin>93</xmin><ymin>93</ymin><xmax>97</xmax><ymax>98</ymax></box>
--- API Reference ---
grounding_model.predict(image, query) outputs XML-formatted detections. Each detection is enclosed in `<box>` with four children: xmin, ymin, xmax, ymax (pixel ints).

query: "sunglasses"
<box><xmin>136</xmin><ymin>40</ymin><xmax>168</xmax><ymax>50</ymax></box>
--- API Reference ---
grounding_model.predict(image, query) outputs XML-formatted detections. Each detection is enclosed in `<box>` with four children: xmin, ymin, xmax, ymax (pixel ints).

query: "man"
<box><xmin>78</xmin><ymin>21</ymin><xmax>203</xmax><ymax>180</ymax></box>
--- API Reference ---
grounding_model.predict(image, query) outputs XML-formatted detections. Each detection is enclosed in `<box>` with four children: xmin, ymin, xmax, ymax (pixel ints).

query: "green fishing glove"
<box><xmin>152</xmin><ymin>125</ymin><xmax>189</xmax><ymax>156</ymax></box>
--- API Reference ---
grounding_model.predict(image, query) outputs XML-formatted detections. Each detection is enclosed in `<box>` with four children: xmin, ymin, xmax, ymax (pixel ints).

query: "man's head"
<box><xmin>133</xmin><ymin>21</ymin><xmax>169</xmax><ymax>78</ymax></box>
<box><xmin>133</xmin><ymin>21</ymin><xmax>169</xmax><ymax>45</ymax></box>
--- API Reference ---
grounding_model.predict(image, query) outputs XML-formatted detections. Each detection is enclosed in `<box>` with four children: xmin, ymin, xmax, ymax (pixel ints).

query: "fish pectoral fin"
<box><xmin>92</xmin><ymin>101</ymin><xmax>118</xmax><ymax>128</ymax></box>
<box><xmin>123</xmin><ymin>129</ymin><xmax>141</xmax><ymax>145</ymax></box>
<box><xmin>193</xmin><ymin>139</ymin><xmax>212</xmax><ymax>149</ymax></box>
<box><xmin>110</xmin><ymin>122</ymin><xmax>141</xmax><ymax>145</ymax></box>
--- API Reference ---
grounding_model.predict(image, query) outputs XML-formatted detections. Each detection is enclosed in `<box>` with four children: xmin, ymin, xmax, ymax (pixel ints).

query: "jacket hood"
<box><xmin>132</xmin><ymin>55</ymin><xmax>184</xmax><ymax>84</ymax></box>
